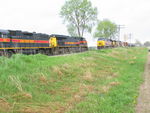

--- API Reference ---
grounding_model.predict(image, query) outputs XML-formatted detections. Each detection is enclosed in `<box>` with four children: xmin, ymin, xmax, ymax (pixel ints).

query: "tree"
<box><xmin>144</xmin><ymin>41</ymin><xmax>150</xmax><ymax>47</ymax></box>
<box><xmin>94</xmin><ymin>19</ymin><xmax>117</xmax><ymax>39</ymax></box>
<box><xmin>60</xmin><ymin>0</ymin><xmax>98</xmax><ymax>37</ymax></box>
<box><xmin>135</xmin><ymin>39</ymin><xmax>142</xmax><ymax>47</ymax></box>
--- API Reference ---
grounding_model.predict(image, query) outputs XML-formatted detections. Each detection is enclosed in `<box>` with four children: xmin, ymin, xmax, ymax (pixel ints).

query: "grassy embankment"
<box><xmin>0</xmin><ymin>47</ymin><xmax>148</xmax><ymax>113</ymax></box>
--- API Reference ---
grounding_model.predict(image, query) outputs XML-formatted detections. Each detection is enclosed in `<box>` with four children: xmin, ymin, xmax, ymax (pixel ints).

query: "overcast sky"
<box><xmin>0</xmin><ymin>0</ymin><xmax>150</xmax><ymax>46</ymax></box>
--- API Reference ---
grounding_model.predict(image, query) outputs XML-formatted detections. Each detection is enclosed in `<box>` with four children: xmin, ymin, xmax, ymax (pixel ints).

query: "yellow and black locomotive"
<box><xmin>97</xmin><ymin>38</ymin><xmax>129</xmax><ymax>49</ymax></box>
<box><xmin>97</xmin><ymin>38</ymin><xmax>113</xmax><ymax>49</ymax></box>
<box><xmin>0</xmin><ymin>30</ymin><xmax>88</xmax><ymax>56</ymax></box>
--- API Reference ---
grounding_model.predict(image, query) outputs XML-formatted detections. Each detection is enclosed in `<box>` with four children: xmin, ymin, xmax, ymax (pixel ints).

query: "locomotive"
<box><xmin>97</xmin><ymin>38</ymin><xmax>129</xmax><ymax>49</ymax></box>
<box><xmin>0</xmin><ymin>29</ymin><xmax>88</xmax><ymax>56</ymax></box>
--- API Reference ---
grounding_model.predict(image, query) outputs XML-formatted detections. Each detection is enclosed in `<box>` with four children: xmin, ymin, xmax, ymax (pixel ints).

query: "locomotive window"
<box><xmin>9</xmin><ymin>31</ymin><xmax>16</xmax><ymax>36</ymax></box>
<box><xmin>1</xmin><ymin>34</ymin><xmax>8</xmax><ymax>38</ymax></box>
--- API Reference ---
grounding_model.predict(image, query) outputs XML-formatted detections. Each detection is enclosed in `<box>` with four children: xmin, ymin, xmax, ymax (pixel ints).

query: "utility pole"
<box><xmin>117</xmin><ymin>25</ymin><xmax>125</xmax><ymax>41</ymax></box>
<box><xmin>129</xmin><ymin>33</ymin><xmax>132</xmax><ymax>47</ymax></box>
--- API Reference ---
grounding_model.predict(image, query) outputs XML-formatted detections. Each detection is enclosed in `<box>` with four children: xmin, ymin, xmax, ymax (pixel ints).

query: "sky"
<box><xmin>0</xmin><ymin>0</ymin><xmax>150</xmax><ymax>46</ymax></box>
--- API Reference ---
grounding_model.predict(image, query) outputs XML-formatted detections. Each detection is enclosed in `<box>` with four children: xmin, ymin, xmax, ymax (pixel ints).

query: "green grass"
<box><xmin>0</xmin><ymin>47</ymin><xmax>148</xmax><ymax>113</ymax></box>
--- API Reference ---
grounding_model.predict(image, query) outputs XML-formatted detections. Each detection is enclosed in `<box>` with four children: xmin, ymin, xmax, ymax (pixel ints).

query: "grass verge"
<box><xmin>0</xmin><ymin>47</ymin><xmax>148</xmax><ymax>113</ymax></box>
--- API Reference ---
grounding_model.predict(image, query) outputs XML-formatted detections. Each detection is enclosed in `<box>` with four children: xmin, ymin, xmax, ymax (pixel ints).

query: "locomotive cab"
<box><xmin>49</xmin><ymin>36</ymin><xmax>57</xmax><ymax>47</ymax></box>
<box><xmin>0</xmin><ymin>30</ymin><xmax>9</xmax><ymax>38</ymax></box>
<box><xmin>0</xmin><ymin>30</ymin><xmax>10</xmax><ymax>48</ymax></box>
<box><xmin>97</xmin><ymin>38</ymin><xmax>105</xmax><ymax>49</ymax></box>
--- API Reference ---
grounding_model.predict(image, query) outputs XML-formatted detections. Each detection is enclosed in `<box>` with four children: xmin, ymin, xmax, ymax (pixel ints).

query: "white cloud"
<box><xmin>0</xmin><ymin>0</ymin><xmax>150</xmax><ymax>45</ymax></box>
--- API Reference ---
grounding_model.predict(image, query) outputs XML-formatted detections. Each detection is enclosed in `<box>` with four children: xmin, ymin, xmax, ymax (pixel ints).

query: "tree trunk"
<box><xmin>77</xmin><ymin>26</ymin><xmax>81</xmax><ymax>37</ymax></box>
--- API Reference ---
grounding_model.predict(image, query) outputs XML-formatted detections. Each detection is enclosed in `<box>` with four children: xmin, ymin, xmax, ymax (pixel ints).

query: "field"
<box><xmin>0</xmin><ymin>47</ymin><xmax>148</xmax><ymax>113</ymax></box>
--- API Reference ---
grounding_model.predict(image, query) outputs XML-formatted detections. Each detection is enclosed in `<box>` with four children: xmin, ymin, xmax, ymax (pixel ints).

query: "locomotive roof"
<box><xmin>98</xmin><ymin>38</ymin><xmax>111</xmax><ymax>41</ymax></box>
<box><xmin>50</xmin><ymin>34</ymin><xmax>70</xmax><ymax>38</ymax></box>
<box><xmin>0</xmin><ymin>29</ymin><xmax>9</xmax><ymax>34</ymax></box>
<box><xmin>36</xmin><ymin>33</ymin><xmax>47</xmax><ymax>35</ymax></box>
<box><xmin>72</xmin><ymin>36</ymin><xmax>84</xmax><ymax>39</ymax></box>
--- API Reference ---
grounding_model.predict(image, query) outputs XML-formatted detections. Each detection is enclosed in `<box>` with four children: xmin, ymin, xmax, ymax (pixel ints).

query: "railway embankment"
<box><xmin>0</xmin><ymin>47</ymin><xmax>147</xmax><ymax>113</ymax></box>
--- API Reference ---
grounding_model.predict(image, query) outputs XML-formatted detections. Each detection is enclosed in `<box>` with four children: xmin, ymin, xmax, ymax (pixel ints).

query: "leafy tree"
<box><xmin>60</xmin><ymin>0</ymin><xmax>98</xmax><ymax>37</ymax></box>
<box><xmin>67</xmin><ymin>24</ymin><xmax>77</xmax><ymax>37</ymax></box>
<box><xmin>94</xmin><ymin>19</ymin><xmax>117</xmax><ymax>39</ymax></box>
<box><xmin>144</xmin><ymin>41</ymin><xmax>150</xmax><ymax>47</ymax></box>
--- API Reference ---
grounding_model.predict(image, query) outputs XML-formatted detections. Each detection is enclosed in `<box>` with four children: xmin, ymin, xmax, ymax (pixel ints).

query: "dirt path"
<box><xmin>136</xmin><ymin>52</ymin><xmax>150</xmax><ymax>113</ymax></box>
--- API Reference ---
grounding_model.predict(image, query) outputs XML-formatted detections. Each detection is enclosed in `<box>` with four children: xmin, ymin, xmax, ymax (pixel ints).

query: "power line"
<box><xmin>117</xmin><ymin>25</ymin><xmax>125</xmax><ymax>41</ymax></box>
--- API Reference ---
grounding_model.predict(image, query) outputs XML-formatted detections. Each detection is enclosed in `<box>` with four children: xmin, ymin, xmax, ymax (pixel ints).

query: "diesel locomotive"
<box><xmin>97</xmin><ymin>38</ymin><xmax>129</xmax><ymax>49</ymax></box>
<box><xmin>0</xmin><ymin>29</ymin><xmax>88</xmax><ymax>56</ymax></box>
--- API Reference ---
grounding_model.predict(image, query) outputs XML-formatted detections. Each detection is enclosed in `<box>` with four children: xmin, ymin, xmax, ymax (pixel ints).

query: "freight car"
<box><xmin>0</xmin><ymin>29</ymin><xmax>88</xmax><ymax>56</ymax></box>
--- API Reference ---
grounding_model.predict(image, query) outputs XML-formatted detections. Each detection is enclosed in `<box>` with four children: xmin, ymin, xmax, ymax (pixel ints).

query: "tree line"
<box><xmin>135</xmin><ymin>40</ymin><xmax>150</xmax><ymax>47</ymax></box>
<box><xmin>60</xmin><ymin>0</ymin><xmax>118</xmax><ymax>39</ymax></box>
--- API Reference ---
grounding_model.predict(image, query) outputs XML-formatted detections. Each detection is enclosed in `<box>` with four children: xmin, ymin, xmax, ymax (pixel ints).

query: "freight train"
<box><xmin>97</xmin><ymin>38</ymin><xmax>129</xmax><ymax>49</ymax></box>
<box><xmin>0</xmin><ymin>29</ymin><xmax>88</xmax><ymax>56</ymax></box>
